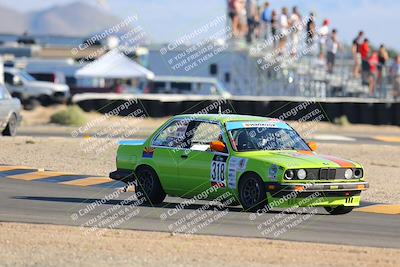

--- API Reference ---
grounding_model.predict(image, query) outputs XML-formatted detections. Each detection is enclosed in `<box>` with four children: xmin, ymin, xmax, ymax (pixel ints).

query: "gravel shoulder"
<box><xmin>0</xmin><ymin>222</ymin><xmax>399</xmax><ymax>267</ymax></box>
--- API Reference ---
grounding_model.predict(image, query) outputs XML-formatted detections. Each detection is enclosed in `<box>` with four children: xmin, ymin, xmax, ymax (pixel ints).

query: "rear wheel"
<box><xmin>324</xmin><ymin>206</ymin><xmax>353</xmax><ymax>215</ymax></box>
<box><xmin>23</xmin><ymin>98</ymin><xmax>40</xmax><ymax>111</ymax></box>
<box><xmin>2</xmin><ymin>114</ymin><xmax>17</xmax><ymax>136</ymax></box>
<box><xmin>238</xmin><ymin>173</ymin><xmax>268</xmax><ymax>212</ymax></box>
<box><xmin>135</xmin><ymin>166</ymin><xmax>166</xmax><ymax>204</ymax></box>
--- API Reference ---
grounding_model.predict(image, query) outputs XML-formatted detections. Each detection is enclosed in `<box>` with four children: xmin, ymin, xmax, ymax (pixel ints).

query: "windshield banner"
<box><xmin>226</xmin><ymin>121</ymin><xmax>290</xmax><ymax>131</ymax></box>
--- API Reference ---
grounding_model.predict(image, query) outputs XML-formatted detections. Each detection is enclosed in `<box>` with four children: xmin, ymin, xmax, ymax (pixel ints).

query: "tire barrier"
<box><xmin>74</xmin><ymin>95</ymin><xmax>400</xmax><ymax>126</ymax></box>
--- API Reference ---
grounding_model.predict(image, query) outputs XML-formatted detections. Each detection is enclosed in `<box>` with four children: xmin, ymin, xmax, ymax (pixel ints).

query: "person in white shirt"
<box><xmin>318</xmin><ymin>19</ymin><xmax>330</xmax><ymax>61</ymax></box>
<box><xmin>289</xmin><ymin>6</ymin><xmax>302</xmax><ymax>55</ymax></box>
<box><xmin>326</xmin><ymin>29</ymin><xmax>341</xmax><ymax>74</ymax></box>
<box><xmin>278</xmin><ymin>7</ymin><xmax>289</xmax><ymax>54</ymax></box>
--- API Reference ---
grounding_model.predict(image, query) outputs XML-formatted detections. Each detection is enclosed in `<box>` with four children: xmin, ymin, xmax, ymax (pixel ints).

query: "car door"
<box><xmin>150</xmin><ymin>119</ymin><xmax>190</xmax><ymax>195</ymax></box>
<box><xmin>177</xmin><ymin>120</ymin><xmax>229</xmax><ymax>198</ymax></box>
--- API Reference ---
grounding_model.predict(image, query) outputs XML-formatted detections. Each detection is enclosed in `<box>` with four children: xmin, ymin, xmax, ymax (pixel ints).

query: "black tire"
<box><xmin>238</xmin><ymin>173</ymin><xmax>268</xmax><ymax>212</ymax></box>
<box><xmin>23</xmin><ymin>98</ymin><xmax>40</xmax><ymax>111</ymax></box>
<box><xmin>39</xmin><ymin>95</ymin><xmax>52</xmax><ymax>107</ymax></box>
<box><xmin>135</xmin><ymin>166</ymin><xmax>166</xmax><ymax>204</ymax></box>
<box><xmin>324</xmin><ymin>206</ymin><xmax>353</xmax><ymax>215</ymax></box>
<box><xmin>2</xmin><ymin>114</ymin><xmax>17</xmax><ymax>136</ymax></box>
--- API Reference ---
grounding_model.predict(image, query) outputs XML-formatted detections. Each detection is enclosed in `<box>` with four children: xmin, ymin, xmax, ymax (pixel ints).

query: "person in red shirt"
<box><xmin>360</xmin><ymin>38</ymin><xmax>370</xmax><ymax>60</ymax></box>
<box><xmin>360</xmin><ymin>38</ymin><xmax>370</xmax><ymax>86</ymax></box>
<box><xmin>368</xmin><ymin>51</ymin><xmax>379</xmax><ymax>96</ymax></box>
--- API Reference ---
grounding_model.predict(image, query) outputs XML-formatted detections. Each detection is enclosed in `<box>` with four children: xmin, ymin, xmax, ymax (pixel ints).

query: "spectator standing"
<box><xmin>368</xmin><ymin>51</ymin><xmax>379</xmax><ymax>96</ymax></box>
<box><xmin>245</xmin><ymin>0</ymin><xmax>258</xmax><ymax>43</ymax></box>
<box><xmin>377</xmin><ymin>44</ymin><xmax>389</xmax><ymax>98</ymax></box>
<box><xmin>261</xmin><ymin>2</ymin><xmax>271</xmax><ymax>39</ymax></box>
<box><xmin>270</xmin><ymin>9</ymin><xmax>278</xmax><ymax>48</ymax></box>
<box><xmin>305</xmin><ymin>12</ymin><xmax>316</xmax><ymax>47</ymax></box>
<box><xmin>326</xmin><ymin>29</ymin><xmax>340</xmax><ymax>74</ymax></box>
<box><xmin>278</xmin><ymin>7</ymin><xmax>289</xmax><ymax>54</ymax></box>
<box><xmin>228</xmin><ymin>0</ymin><xmax>239</xmax><ymax>37</ymax></box>
<box><xmin>318</xmin><ymin>19</ymin><xmax>330</xmax><ymax>61</ymax></box>
<box><xmin>352</xmin><ymin>31</ymin><xmax>364</xmax><ymax>78</ymax></box>
<box><xmin>389</xmin><ymin>55</ymin><xmax>400</xmax><ymax>100</ymax></box>
<box><xmin>253</xmin><ymin>5</ymin><xmax>262</xmax><ymax>40</ymax></box>
<box><xmin>289</xmin><ymin>6</ymin><xmax>302</xmax><ymax>55</ymax></box>
<box><xmin>360</xmin><ymin>38</ymin><xmax>370</xmax><ymax>85</ymax></box>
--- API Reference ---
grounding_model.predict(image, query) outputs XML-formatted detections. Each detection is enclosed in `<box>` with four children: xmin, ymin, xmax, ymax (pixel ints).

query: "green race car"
<box><xmin>109</xmin><ymin>114</ymin><xmax>368</xmax><ymax>215</ymax></box>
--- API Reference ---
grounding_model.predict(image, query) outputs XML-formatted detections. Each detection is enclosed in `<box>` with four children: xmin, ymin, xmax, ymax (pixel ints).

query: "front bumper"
<box><xmin>265</xmin><ymin>181</ymin><xmax>369</xmax><ymax>198</ymax></box>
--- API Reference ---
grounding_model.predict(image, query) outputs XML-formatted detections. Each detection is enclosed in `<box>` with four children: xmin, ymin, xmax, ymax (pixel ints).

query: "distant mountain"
<box><xmin>27</xmin><ymin>2</ymin><xmax>122</xmax><ymax>36</ymax></box>
<box><xmin>0</xmin><ymin>5</ymin><xmax>26</xmax><ymax>34</ymax></box>
<box><xmin>0</xmin><ymin>1</ymin><xmax>128</xmax><ymax>37</ymax></box>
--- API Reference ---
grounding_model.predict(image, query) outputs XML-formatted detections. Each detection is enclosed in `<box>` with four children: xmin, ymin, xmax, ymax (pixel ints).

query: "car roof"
<box><xmin>173</xmin><ymin>114</ymin><xmax>282</xmax><ymax>123</ymax></box>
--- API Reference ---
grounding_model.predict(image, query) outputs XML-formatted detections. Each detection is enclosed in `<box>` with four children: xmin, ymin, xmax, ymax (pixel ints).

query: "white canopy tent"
<box><xmin>75</xmin><ymin>49</ymin><xmax>154</xmax><ymax>79</ymax></box>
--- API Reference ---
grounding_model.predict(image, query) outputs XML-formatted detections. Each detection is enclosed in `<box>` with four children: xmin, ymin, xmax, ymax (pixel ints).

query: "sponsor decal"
<box><xmin>227</xmin><ymin>157</ymin><xmax>248</xmax><ymax>189</ymax></box>
<box><xmin>210</xmin><ymin>155</ymin><xmax>228</xmax><ymax>188</ymax></box>
<box><xmin>268</xmin><ymin>164</ymin><xmax>278</xmax><ymax>181</ymax></box>
<box><xmin>238</xmin><ymin>158</ymin><xmax>248</xmax><ymax>171</ymax></box>
<box><xmin>226</xmin><ymin>121</ymin><xmax>290</xmax><ymax>131</ymax></box>
<box><xmin>243</xmin><ymin>122</ymin><xmax>279</xmax><ymax>128</ymax></box>
<box><xmin>142</xmin><ymin>147</ymin><xmax>155</xmax><ymax>158</ymax></box>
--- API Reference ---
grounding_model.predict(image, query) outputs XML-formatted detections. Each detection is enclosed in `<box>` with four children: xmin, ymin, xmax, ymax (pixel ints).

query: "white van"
<box><xmin>146</xmin><ymin>76</ymin><xmax>231</xmax><ymax>98</ymax></box>
<box><xmin>4</xmin><ymin>67</ymin><xmax>70</xmax><ymax>109</ymax></box>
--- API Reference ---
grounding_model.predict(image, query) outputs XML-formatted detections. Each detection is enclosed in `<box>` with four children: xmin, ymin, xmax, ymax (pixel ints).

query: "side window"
<box><xmin>189</xmin><ymin>122</ymin><xmax>225</xmax><ymax>152</ymax></box>
<box><xmin>152</xmin><ymin>120</ymin><xmax>189</xmax><ymax>148</ymax></box>
<box><xmin>4</xmin><ymin>73</ymin><xmax>13</xmax><ymax>85</ymax></box>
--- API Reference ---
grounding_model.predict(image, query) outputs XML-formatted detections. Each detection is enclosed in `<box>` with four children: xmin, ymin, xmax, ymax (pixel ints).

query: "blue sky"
<box><xmin>1</xmin><ymin>0</ymin><xmax>399</xmax><ymax>50</ymax></box>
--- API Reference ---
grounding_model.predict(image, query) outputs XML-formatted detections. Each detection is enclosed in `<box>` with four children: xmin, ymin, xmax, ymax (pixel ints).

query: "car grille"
<box><xmin>320</xmin><ymin>168</ymin><xmax>337</xmax><ymax>180</ymax></box>
<box><xmin>298</xmin><ymin>168</ymin><xmax>352</xmax><ymax>180</ymax></box>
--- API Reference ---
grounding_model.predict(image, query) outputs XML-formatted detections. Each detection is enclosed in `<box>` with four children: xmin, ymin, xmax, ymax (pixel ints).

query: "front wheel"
<box><xmin>238</xmin><ymin>173</ymin><xmax>268</xmax><ymax>212</ymax></box>
<box><xmin>135</xmin><ymin>166</ymin><xmax>166</xmax><ymax>205</ymax></box>
<box><xmin>324</xmin><ymin>206</ymin><xmax>353</xmax><ymax>215</ymax></box>
<box><xmin>2</xmin><ymin>114</ymin><xmax>17</xmax><ymax>136</ymax></box>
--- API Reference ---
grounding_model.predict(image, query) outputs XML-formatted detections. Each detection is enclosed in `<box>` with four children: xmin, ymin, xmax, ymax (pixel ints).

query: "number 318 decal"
<box><xmin>210</xmin><ymin>155</ymin><xmax>228</xmax><ymax>187</ymax></box>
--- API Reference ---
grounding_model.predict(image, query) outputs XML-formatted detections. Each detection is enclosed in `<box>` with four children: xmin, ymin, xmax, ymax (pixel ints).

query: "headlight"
<box><xmin>354</xmin><ymin>168</ymin><xmax>363</xmax><ymax>179</ymax></box>
<box><xmin>344</xmin><ymin>169</ymin><xmax>353</xmax><ymax>179</ymax></box>
<box><xmin>297</xmin><ymin>169</ymin><xmax>307</xmax><ymax>180</ymax></box>
<box><xmin>284</xmin><ymin>170</ymin><xmax>295</xmax><ymax>180</ymax></box>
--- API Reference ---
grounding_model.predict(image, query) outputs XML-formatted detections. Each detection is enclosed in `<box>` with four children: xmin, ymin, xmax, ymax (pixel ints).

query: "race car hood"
<box><xmin>237</xmin><ymin>150</ymin><xmax>361</xmax><ymax>169</ymax></box>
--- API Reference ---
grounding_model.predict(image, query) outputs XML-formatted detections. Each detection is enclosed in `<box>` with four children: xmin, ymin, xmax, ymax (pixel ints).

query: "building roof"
<box><xmin>75</xmin><ymin>49</ymin><xmax>154</xmax><ymax>79</ymax></box>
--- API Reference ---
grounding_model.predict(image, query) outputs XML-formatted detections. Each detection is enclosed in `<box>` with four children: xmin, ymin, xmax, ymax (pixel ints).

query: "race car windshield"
<box><xmin>226</xmin><ymin>122</ymin><xmax>310</xmax><ymax>152</ymax></box>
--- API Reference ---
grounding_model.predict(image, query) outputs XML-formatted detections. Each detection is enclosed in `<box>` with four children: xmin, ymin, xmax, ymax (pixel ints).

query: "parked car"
<box><xmin>28</xmin><ymin>71</ymin><xmax>66</xmax><ymax>84</ymax></box>
<box><xmin>4</xmin><ymin>67</ymin><xmax>70</xmax><ymax>110</ymax></box>
<box><xmin>0</xmin><ymin>84</ymin><xmax>22</xmax><ymax>136</ymax></box>
<box><xmin>109</xmin><ymin>114</ymin><xmax>368</xmax><ymax>215</ymax></box>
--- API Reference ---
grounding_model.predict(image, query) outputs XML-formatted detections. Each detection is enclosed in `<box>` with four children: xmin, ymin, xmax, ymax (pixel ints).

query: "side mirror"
<box><xmin>210</xmin><ymin>140</ymin><xmax>226</xmax><ymax>153</ymax></box>
<box><xmin>307</xmin><ymin>142</ymin><xmax>317</xmax><ymax>151</ymax></box>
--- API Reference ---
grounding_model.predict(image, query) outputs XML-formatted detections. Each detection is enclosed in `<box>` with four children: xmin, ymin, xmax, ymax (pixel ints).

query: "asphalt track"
<box><xmin>0</xmin><ymin>175</ymin><xmax>399</xmax><ymax>249</ymax></box>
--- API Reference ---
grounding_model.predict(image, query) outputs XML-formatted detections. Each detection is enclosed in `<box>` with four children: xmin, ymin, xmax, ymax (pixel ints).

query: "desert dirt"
<box><xmin>0</xmin><ymin>222</ymin><xmax>399</xmax><ymax>267</ymax></box>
